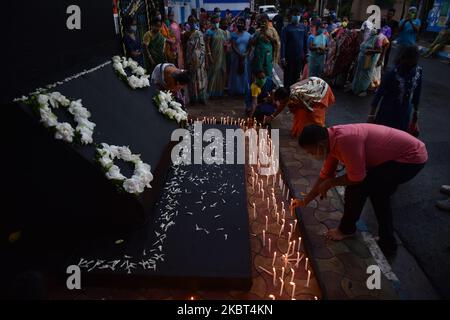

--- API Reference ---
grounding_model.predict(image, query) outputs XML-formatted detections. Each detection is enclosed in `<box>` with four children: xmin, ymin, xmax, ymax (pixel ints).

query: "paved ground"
<box><xmin>188</xmin><ymin>98</ymin><xmax>398</xmax><ymax>299</ymax></box>
<box><xmin>322</xmin><ymin>52</ymin><xmax>450</xmax><ymax>299</ymax></box>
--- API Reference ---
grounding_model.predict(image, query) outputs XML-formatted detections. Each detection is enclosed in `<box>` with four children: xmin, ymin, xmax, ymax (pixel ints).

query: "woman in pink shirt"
<box><xmin>292</xmin><ymin>123</ymin><xmax>427</xmax><ymax>255</ymax></box>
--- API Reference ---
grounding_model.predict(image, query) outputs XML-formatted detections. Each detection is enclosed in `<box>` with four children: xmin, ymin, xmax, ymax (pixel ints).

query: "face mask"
<box><xmin>342</xmin><ymin>21</ymin><xmax>348</xmax><ymax>27</ymax></box>
<box><xmin>130</xmin><ymin>25</ymin><xmax>137</xmax><ymax>32</ymax></box>
<box><xmin>255</xmin><ymin>77</ymin><xmax>266</xmax><ymax>87</ymax></box>
<box><xmin>165</xmin><ymin>19</ymin><xmax>170</xmax><ymax>27</ymax></box>
<box><xmin>215</xmin><ymin>22</ymin><xmax>220</xmax><ymax>28</ymax></box>
<box><xmin>291</xmin><ymin>16</ymin><xmax>300</xmax><ymax>24</ymax></box>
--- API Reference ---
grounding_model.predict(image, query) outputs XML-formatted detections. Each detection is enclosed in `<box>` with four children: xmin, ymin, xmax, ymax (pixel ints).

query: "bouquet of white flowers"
<box><xmin>96</xmin><ymin>143</ymin><xmax>153</xmax><ymax>195</ymax></box>
<box><xmin>26</xmin><ymin>92</ymin><xmax>96</xmax><ymax>144</ymax></box>
<box><xmin>112</xmin><ymin>56</ymin><xmax>150</xmax><ymax>89</ymax></box>
<box><xmin>153</xmin><ymin>90</ymin><xmax>188</xmax><ymax>124</ymax></box>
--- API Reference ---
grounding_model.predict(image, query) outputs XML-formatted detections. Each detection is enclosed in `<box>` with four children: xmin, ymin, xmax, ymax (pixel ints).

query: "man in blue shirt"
<box><xmin>281</xmin><ymin>8</ymin><xmax>308</xmax><ymax>88</ymax></box>
<box><xmin>397</xmin><ymin>6</ymin><xmax>421</xmax><ymax>47</ymax></box>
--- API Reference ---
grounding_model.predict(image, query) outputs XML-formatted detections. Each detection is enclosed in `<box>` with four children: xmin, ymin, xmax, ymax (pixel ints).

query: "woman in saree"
<box><xmin>251</xmin><ymin>14</ymin><xmax>279</xmax><ymax>78</ymax></box>
<box><xmin>351</xmin><ymin>29</ymin><xmax>381</xmax><ymax>96</ymax></box>
<box><xmin>288</xmin><ymin>77</ymin><xmax>335</xmax><ymax>138</ymax></box>
<box><xmin>183</xmin><ymin>16</ymin><xmax>208</xmax><ymax>105</ymax></box>
<box><xmin>205</xmin><ymin>14</ymin><xmax>228</xmax><ymax>98</ymax></box>
<box><xmin>168</xmin><ymin>10</ymin><xmax>184</xmax><ymax>68</ymax></box>
<box><xmin>308</xmin><ymin>23</ymin><xmax>328</xmax><ymax>77</ymax></box>
<box><xmin>228</xmin><ymin>17</ymin><xmax>251</xmax><ymax>96</ymax></box>
<box><xmin>371</xmin><ymin>26</ymin><xmax>390</xmax><ymax>89</ymax></box>
<box><xmin>331</xmin><ymin>24</ymin><xmax>360</xmax><ymax>86</ymax></box>
<box><xmin>143</xmin><ymin>17</ymin><xmax>166</xmax><ymax>71</ymax></box>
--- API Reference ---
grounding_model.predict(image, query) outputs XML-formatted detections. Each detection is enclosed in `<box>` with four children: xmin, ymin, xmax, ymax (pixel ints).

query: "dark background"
<box><xmin>3</xmin><ymin>0</ymin><xmax>119</xmax><ymax>104</ymax></box>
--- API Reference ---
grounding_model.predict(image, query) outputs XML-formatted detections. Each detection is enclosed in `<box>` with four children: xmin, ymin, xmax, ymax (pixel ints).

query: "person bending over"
<box><xmin>291</xmin><ymin>123</ymin><xmax>427</xmax><ymax>256</ymax></box>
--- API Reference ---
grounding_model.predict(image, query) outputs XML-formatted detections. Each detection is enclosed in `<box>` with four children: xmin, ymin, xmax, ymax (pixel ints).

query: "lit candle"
<box><xmin>296</xmin><ymin>252</ymin><xmax>300</xmax><ymax>267</ymax></box>
<box><xmin>253</xmin><ymin>203</ymin><xmax>256</xmax><ymax>220</ymax></box>
<box><xmin>262</xmin><ymin>188</ymin><xmax>264</xmax><ymax>200</ymax></box>
<box><xmin>279</xmin><ymin>221</ymin><xmax>285</xmax><ymax>237</ymax></box>
<box><xmin>266</xmin><ymin>197</ymin><xmax>270</xmax><ymax>210</ymax></box>
<box><xmin>293</xmin><ymin>219</ymin><xmax>297</xmax><ymax>232</ymax></box>
<box><xmin>287</xmin><ymin>241</ymin><xmax>292</xmax><ymax>257</ymax></box>
<box><xmin>291</xmin><ymin>240</ymin><xmax>296</xmax><ymax>256</ymax></box>
<box><xmin>281</xmin><ymin>266</ymin><xmax>285</xmax><ymax>279</ymax></box>
<box><xmin>276</xmin><ymin>212</ymin><xmax>279</xmax><ymax>224</ymax></box>
<box><xmin>282</xmin><ymin>208</ymin><xmax>286</xmax><ymax>220</ymax></box>
<box><xmin>263</xmin><ymin>230</ymin><xmax>266</xmax><ymax>246</ymax></box>
<box><xmin>290</xmin><ymin>268</ymin><xmax>295</xmax><ymax>283</ymax></box>
<box><xmin>297</xmin><ymin>237</ymin><xmax>302</xmax><ymax>252</ymax></box>
<box><xmin>290</xmin><ymin>282</ymin><xmax>296</xmax><ymax>300</ymax></box>
<box><xmin>274</xmin><ymin>202</ymin><xmax>277</xmax><ymax>214</ymax></box>
<box><xmin>305</xmin><ymin>257</ymin><xmax>309</xmax><ymax>270</ymax></box>
<box><xmin>265</xmin><ymin>215</ymin><xmax>268</xmax><ymax>230</ymax></box>
<box><xmin>268</xmin><ymin>238</ymin><xmax>272</xmax><ymax>253</ymax></box>
<box><xmin>272</xmin><ymin>267</ymin><xmax>276</xmax><ymax>286</ymax></box>
<box><xmin>286</xmin><ymin>189</ymin><xmax>290</xmax><ymax>201</ymax></box>
<box><xmin>288</xmin><ymin>231</ymin><xmax>292</xmax><ymax>244</ymax></box>
<box><xmin>306</xmin><ymin>270</ymin><xmax>311</xmax><ymax>287</ymax></box>
<box><xmin>272</xmin><ymin>251</ymin><xmax>277</xmax><ymax>267</ymax></box>
<box><xmin>289</xmin><ymin>223</ymin><xmax>293</xmax><ymax>235</ymax></box>
<box><xmin>279</xmin><ymin>278</ymin><xmax>284</xmax><ymax>296</ymax></box>
<box><xmin>284</xmin><ymin>254</ymin><xmax>288</xmax><ymax>269</ymax></box>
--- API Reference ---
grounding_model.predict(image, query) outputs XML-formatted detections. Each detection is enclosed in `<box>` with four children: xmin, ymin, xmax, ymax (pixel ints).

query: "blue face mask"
<box><xmin>291</xmin><ymin>16</ymin><xmax>300</xmax><ymax>24</ymax></box>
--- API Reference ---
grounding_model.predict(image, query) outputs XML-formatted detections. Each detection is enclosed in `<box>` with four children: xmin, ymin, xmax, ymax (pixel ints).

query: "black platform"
<box><xmin>69</xmin><ymin>125</ymin><xmax>252</xmax><ymax>290</ymax></box>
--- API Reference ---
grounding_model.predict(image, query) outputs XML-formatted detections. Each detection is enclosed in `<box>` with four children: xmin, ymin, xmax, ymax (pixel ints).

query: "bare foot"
<box><xmin>325</xmin><ymin>228</ymin><xmax>354</xmax><ymax>241</ymax></box>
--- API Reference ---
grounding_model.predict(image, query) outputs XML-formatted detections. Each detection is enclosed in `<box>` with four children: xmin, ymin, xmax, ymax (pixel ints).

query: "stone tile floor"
<box><xmin>187</xmin><ymin>96</ymin><xmax>398</xmax><ymax>299</ymax></box>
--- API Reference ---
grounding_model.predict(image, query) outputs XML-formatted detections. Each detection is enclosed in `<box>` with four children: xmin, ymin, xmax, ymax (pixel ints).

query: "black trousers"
<box><xmin>339</xmin><ymin>161</ymin><xmax>426</xmax><ymax>246</ymax></box>
<box><xmin>283</xmin><ymin>61</ymin><xmax>304</xmax><ymax>89</ymax></box>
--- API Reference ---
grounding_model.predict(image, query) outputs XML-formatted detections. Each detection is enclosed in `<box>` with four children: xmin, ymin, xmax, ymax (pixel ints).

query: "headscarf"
<box><xmin>289</xmin><ymin>77</ymin><xmax>334</xmax><ymax>111</ymax></box>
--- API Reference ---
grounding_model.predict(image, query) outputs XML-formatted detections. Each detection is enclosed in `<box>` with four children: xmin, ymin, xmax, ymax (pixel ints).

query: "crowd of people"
<box><xmin>120</xmin><ymin>6</ymin><xmax>445</xmax><ymax>255</ymax></box>
<box><xmin>121</xmin><ymin>6</ymin><xmax>425</xmax><ymax>131</ymax></box>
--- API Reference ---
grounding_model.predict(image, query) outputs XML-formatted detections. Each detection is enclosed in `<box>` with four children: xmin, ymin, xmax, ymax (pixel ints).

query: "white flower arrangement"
<box><xmin>153</xmin><ymin>90</ymin><xmax>188</xmax><ymax>124</ymax></box>
<box><xmin>28</xmin><ymin>92</ymin><xmax>96</xmax><ymax>144</ymax></box>
<box><xmin>112</xmin><ymin>56</ymin><xmax>150</xmax><ymax>89</ymax></box>
<box><xmin>96</xmin><ymin>143</ymin><xmax>153</xmax><ymax>195</ymax></box>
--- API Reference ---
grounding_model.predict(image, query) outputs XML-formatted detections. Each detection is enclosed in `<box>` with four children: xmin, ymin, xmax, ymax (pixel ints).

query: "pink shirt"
<box><xmin>320</xmin><ymin>124</ymin><xmax>428</xmax><ymax>182</ymax></box>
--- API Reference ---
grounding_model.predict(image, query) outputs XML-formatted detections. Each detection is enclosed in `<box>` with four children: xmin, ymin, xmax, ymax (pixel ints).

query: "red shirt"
<box><xmin>320</xmin><ymin>124</ymin><xmax>428</xmax><ymax>182</ymax></box>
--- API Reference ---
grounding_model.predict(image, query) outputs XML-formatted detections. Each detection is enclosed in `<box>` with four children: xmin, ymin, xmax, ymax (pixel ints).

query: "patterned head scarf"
<box><xmin>289</xmin><ymin>77</ymin><xmax>330</xmax><ymax>111</ymax></box>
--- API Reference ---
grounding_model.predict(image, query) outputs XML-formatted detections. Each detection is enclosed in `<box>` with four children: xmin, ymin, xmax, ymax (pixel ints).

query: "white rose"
<box><xmin>106</xmin><ymin>165</ymin><xmax>126</xmax><ymax>181</ymax></box>
<box><xmin>55</xmin><ymin>122</ymin><xmax>74</xmax><ymax>142</ymax></box>
<box><xmin>141</xmin><ymin>77</ymin><xmax>150</xmax><ymax>87</ymax></box>
<box><xmin>78</xmin><ymin>127</ymin><xmax>93</xmax><ymax>144</ymax></box>
<box><xmin>99</xmin><ymin>155</ymin><xmax>113</xmax><ymax>168</ymax></box>
<box><xmin>39</xmin><ymin>107</ymin><xmax>58</xmax><ymax>127</ymax></box>
<box><xmin>128</xmin><ymin>75</ymin><xmax>139</xmax><ymax>89</ymax></box>
<box><xmin>165</xmin><ymin>109</ymin><xmax>176</xmax><ymax>119</ymax></box>
<box><xmin>135</xmin><ymin>66</ymin><xmax>146</xmax><ymax>76</ymax></box>
<box><xmin>37</xmin><ymin>94</ymin><xmax>49</xmax><ymax>106</ymax></box>
<box><xmin>76</xmin><ymin>117</ymin><xmax>96</xmax><ymax>130</ymax></box>
<box><xmin>72</xmin><ymin>106</ymin><xmax>91</xmax><ymax>119</ymax></box>
<box><xmin>119</xmin><ymin>147</ymin><xmax>133</xmax><ymax>161</ymax></box>
<box><xmin>123</xmin><ymin>177</ymin><xmax>145</xmax><ymax>194</ymax></box>
<box><xmin>112</xmin><ymin>56</ymin><xmax>121</xmax><ymax>63</ymax></box>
